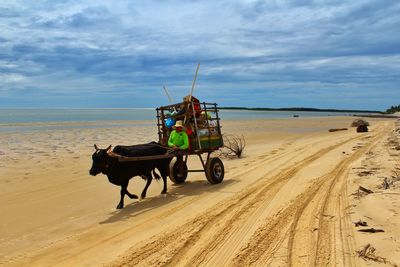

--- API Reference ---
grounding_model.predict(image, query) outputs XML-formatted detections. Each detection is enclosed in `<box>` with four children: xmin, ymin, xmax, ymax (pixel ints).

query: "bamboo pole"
<box><xmin>189</xmin><ymin>62</ymin><xmax>200</xmax><ymax>101</ymax></box>
<box><xmin>163</xmin><ymin>85</ymin><xmax>173</xmax><ymax>104</ymax></box>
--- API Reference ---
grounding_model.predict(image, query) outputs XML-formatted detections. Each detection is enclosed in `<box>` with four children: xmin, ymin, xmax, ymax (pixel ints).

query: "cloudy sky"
<box><xmin>0</xmin><ymin>0</ymin><xmax>399</xmax><ymax>110</ymax></box>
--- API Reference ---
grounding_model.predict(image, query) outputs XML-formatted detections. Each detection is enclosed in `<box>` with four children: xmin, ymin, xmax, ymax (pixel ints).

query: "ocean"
<box><xmin>0</xmin><ymin>108</ymin><xmax>355</xmax><ymax>133</ymax></box>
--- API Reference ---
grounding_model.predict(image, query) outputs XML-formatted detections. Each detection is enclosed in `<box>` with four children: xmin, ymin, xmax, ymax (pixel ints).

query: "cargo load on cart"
<box><xmin>115</xmin><ymin>63</ymin><xmax>226</xmax><ymax>184</ymax></box>
<box><xmin>156</xmin><ymin>93</ymin><xmax>225</xmax><ymax>184</ymax></box>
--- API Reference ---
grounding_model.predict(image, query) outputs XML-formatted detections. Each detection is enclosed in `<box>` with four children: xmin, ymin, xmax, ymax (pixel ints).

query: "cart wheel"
<box><xmin>169</xmin><ymin>158</ymin><xmax>188</xmax><ymax>184</ymax></box>
<box><xmin>205</xmin><ymin>157</ymin><xmax>224</xmax><ymax>184</ymax></box>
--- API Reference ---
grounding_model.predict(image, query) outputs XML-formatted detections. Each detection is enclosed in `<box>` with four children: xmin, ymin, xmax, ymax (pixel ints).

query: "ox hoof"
<box><xmin>140</xmin><ymin>194</ymin><xmax>146</xmax><ymax>199</ymax></box>
<box><xmin>116</xmin><ymin>203</ymin><xmax>124</xmax><ymax>209</ymax></box>
<box><xmin>130</xmin><ymin>194</ymin><xmax>139</xmax><ymax>199</ymax></box>
<box><xmin>161</xmin><ymin>190</ymin><xmax>167</xmax><ymax>194</ymax></box>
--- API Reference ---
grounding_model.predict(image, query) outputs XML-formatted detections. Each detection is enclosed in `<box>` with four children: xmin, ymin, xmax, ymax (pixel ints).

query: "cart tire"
<box><xmin>169</xmin><ymin>158</ymin><xmax>188</xmax><ymax>184</ymax></box>
<box><xmin>205</xmin><ymin>157</ymin><xmax>224</xmax><ymax>184</ymax></box>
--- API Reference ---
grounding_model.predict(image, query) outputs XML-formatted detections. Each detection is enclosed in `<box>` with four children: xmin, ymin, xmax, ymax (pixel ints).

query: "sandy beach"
<box><xmin>1</xmin><ymin>116</ymin><xmax>399</xmax><ymax>266</ymax></box>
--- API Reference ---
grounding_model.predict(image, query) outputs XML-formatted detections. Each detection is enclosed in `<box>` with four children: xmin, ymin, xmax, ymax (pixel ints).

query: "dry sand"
<box><xmin>1</xmin><ymin>117</ymin><xmax>399</xmax><ymax>266</ymax></box>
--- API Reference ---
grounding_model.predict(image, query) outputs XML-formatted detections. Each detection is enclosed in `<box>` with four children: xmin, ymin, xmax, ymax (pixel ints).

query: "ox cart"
<box><xmin>117</xmin><ymin>98</ymin><xmax>225</xmax><ymax>184</ymax></box>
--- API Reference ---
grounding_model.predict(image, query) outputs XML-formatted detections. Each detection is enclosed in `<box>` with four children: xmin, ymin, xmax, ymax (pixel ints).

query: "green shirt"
<box><xmin>168</xmin><ymin>130</ymin><xmax>189</xmax><ymax>150</ymax></box>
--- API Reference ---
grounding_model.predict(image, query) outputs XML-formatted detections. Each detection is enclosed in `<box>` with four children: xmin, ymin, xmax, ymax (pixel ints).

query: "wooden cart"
<box><xmin>156</xmin><ymin>99</ymin><xmax>225</xmax><ymax>184</ymax></box>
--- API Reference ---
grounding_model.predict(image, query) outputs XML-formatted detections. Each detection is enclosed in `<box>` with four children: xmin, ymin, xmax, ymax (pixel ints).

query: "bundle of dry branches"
<box><xmin>356</xmin><ymin>244</ymin><xmax>390</xmax><ymax>265</ymax></box>
<box><xmin>220</xmin><ymin>134</ymin><xmax>246</xmax><ymax>158</ymax></box>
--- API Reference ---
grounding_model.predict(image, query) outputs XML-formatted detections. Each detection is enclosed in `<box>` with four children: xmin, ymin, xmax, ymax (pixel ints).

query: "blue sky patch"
<box><xmin>0</xmin><ymin>0</ymin><xmax>399</xmax><ymax>110</ymax></box>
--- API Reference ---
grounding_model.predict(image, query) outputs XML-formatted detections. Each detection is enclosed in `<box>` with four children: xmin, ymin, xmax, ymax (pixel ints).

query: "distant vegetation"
<box><xmin>386</xmin><ymin>105</ymin><xmax>400</xmax><ymax>114</ymax></box>
<box><xmin>220</xmin><ymin>107</ymin><xmax>381</xmax><ymax>113</ymax></box>
<box><xmin>351</xmin><ymin>119</ymin><xmax>370</xmax><ymax>127</ymax></box>
<box><xmin>351</xmin><ymin>119</ymin><xmax>370</xmax><ymax>133</ymax></box>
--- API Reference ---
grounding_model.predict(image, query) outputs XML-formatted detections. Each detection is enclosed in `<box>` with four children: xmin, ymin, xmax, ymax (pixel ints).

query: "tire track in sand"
<box><xmin>108</xmin><ymin>133</ymin><xmax>365</xmax><ymax>267</ymax></box>
<box><xmin>4</xmin><ymin>139</ymin><xmax>298</xmax><ymax>267</ymax></box>
<box><xmin>312</xmin><ymin>126</ymin><xmax>390</xmax><ymax>266</ymax></box>
<box><xmin>181</xmin><ymin>131</ymin><xmax>386</xmax><ymax>267</ymax></box>
<box><xmin>232</xmin><ymin>125</ymin><xmax>387</xmax><ymax>266</ymax></box>
<box><xmin>23</xmin><ymin>138</ymin><xmax>310</xmax><ymax>267</ymax></box>
<box><xmin>6</xmin><ymin>137</ymin><xmax>331</xmax><ymax>267</ymax></box>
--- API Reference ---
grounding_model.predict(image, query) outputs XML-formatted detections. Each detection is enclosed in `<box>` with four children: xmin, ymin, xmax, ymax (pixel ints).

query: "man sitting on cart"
<box><xmin>168</xmin><ymin>120</ymin><xmax>189</xmax><ymax>150</ymax></box>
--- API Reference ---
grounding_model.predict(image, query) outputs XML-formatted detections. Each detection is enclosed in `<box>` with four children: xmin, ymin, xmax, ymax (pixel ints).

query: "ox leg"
<box><xmin>126</xmin><ymin>190</ymin><xmax>139</xmax><ymax>199</ymax></box>
<box><xmin>117</xmin><ymin>186</ymin><xmax>126</xmax><ymax>209</ymax></box>
<box><xmin>141</xmin><ymin>172</ymin><xmax>152</xmax><ymax>199</ymax></box>
<box><xmin>161</xmin><ymin>176</ymin><xmax>167</xmax><ymax>194</ymax></box>
<box><xmin>159</xmin><ymin>168</ymin><xmax>168</xmax><ymax>194</ymax></box>
<box><xmin>123</xmin><ymin>180</ymin><xmax>139</xmax><ymax>200</ymax></box>
<box><xmin>117</xmin><ymin>181</ymin><xmax>138</xmax><ymax>209</ymax></box>
<box><xmin>153</xmin><ymin>168</ymin><xmax>167</xmax><ymax>194</ymax></box>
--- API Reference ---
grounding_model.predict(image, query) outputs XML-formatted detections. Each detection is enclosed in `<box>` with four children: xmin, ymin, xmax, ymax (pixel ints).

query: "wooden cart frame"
<box><xmin>115</xmin><ymin>99</ymin><xmax>225</xmax><ymax>184</ymax></box>
<box><xmin>155</xmin><ymin>100</ymin><xmax>225</xmax><ymax>184</ymax></box>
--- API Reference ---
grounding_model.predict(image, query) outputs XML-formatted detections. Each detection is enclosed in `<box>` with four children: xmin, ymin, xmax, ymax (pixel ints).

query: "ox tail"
<box><xmin>152</xmin><ymin>169</ymin><xmax>161</xmax><ymax>180</ymax></box>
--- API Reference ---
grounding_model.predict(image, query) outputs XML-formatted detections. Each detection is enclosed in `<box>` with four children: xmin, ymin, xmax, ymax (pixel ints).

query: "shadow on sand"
<box><xmin>99</xmin><ymin>178</ymin><xmax>237</xmax><ymax>224</ymax></box>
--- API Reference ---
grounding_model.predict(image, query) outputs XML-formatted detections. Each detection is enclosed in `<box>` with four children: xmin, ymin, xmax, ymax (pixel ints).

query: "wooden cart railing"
<box><xmin>156</xmin><ymin>101</ymin><xmax>223</xmax><ymax>153</ymax></box>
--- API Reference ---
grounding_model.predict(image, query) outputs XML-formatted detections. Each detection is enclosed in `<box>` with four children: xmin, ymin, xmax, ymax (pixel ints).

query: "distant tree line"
<box><xmin>386</xmin><ymin>105</ymin><xmax>400</xmax><ymax>114</ymax></box>
<box><xmin>220</xmin><ymin>107</ymin><xmax>381</xmax><ymax>113</ymax></box>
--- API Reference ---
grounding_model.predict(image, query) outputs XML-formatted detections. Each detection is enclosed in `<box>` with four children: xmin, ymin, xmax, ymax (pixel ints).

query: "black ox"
<box><xmin>89</xmin><ymin>142</ymin><xmax>172</xmax><ymax>209</ymax></box>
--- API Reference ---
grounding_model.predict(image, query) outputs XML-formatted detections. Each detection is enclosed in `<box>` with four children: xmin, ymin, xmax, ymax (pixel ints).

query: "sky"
<box><xmin>0</xmin><ymin>0</ymin><xmax>399</xmax><ymax>110</ymax></box>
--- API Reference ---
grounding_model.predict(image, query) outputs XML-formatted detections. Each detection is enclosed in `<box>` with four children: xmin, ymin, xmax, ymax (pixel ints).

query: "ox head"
<box><xmin>90</xmin><ymin>144</ymin><xmax>112</xmax><ymax>176</ymax></box>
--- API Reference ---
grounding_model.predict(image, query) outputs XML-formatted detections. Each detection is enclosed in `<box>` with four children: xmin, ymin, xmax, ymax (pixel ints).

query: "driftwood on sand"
<box><xmin>354</xmin><ymin>220</ymin><xmax>368</xmax><ymax>227</ymax></box>
<box><xmin>358</xmin><ymin>228</ymin><xmax>385</xmax><ymax>233</ymax></box>
<box><xmin>329</xmin><ymin>128</ymin><xmax>348</xmax><ymax>132</ymax></box>
<box><xmin>359</xmin><ymin>186</ymin><xmax>374</xmax><ymax>194</ymax></box>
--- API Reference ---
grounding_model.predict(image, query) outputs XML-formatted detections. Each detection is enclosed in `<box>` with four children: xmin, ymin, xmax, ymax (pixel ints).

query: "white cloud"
<box><xmin>0</xmin><ymin>0</ymin><xmax>399</xmax><ymax>108</ymax></box>
<box><xmin>0</xmin><ymin>73</ymin><xmax>26</xmax><ymax>84</ymax></box>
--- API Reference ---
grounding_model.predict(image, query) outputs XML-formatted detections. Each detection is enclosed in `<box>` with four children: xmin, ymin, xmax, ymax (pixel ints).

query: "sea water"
<box><xmin>0</xmin><ymin>108</ymin><xmax>355</xmax><ymax>133</ymax></box>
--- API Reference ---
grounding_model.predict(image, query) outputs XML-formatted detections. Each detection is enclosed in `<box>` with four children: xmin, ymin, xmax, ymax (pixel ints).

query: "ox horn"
<box><xmin>94</xmin><ymin>144</ymin><xmax>99</xmax><ymax>151</ymax></box>
<box><xmin>106</xmin><ymin>145</ymin><xmax>112</xmax><ymax>151</ymax></box>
